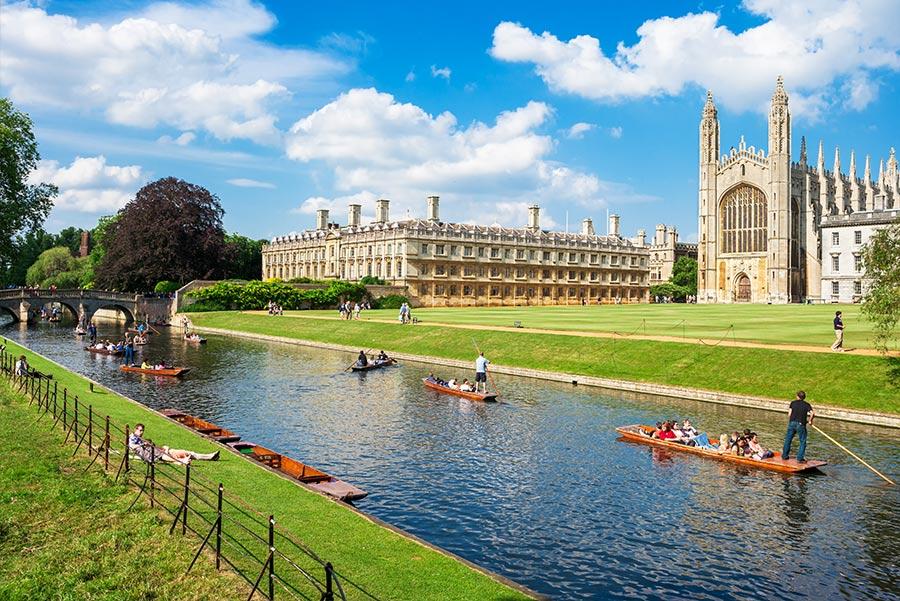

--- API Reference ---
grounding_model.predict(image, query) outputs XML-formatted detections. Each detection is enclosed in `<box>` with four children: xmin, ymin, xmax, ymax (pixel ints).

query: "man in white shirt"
<box><xmin>475</xmin><ymin>352</ymin><xmax>490</xmax><ymax>393</ymax></box>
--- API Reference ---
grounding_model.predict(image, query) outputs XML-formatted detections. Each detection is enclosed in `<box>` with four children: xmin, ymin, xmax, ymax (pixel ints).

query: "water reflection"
<box><xmin>3</xmin><ymin>319</ymin><xmax>899</xmax><ymax>600</ymax></box>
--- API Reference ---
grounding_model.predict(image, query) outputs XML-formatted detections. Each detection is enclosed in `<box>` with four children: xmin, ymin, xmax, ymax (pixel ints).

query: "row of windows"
<box><xmin>830</xmin><ymin>255</ymin><xmax>863</xmax><ymax>272</ymax></box>
<box><xmin>831</xmin><ymin>231</ymin><xmax>865</xmax><ymax>246</ymax></box>
<box><xmin>421</xmin><ymin>244</ymin><xmax>644</xmax><ymax>266</ymax></box>
<box><xmin>422</xmin><ymin>264</ymin><xmax>642</xmax><ymax>283</ymax></box>
<box><xmin>831</xmin><ymin>281</ymin><xmax>863</xmax><ymax>295</ymax></box>
<box><xmin>423</xmin><ymin>284</ymin><xmax>643</xmax><ymax>297</ymax></box>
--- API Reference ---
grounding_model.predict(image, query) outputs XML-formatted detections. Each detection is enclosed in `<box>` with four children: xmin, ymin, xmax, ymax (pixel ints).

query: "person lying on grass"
<box><xmin>128</xmin><ymin>423</ymin><xmax>219</xmax><ymax>465</ymax></box>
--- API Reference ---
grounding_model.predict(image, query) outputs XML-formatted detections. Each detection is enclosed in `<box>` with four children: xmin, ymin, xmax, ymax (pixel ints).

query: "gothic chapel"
<box><xmin>697</xmin><ymin>77</ymin><xmax>898</xmax><ymax>303</ymax></box>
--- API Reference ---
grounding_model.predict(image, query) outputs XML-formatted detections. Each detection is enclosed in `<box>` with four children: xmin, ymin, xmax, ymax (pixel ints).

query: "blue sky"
<box><xmin>3</xmin><ymin>0</ymin><xmax>898</xmax><ymax>242</ymax></box>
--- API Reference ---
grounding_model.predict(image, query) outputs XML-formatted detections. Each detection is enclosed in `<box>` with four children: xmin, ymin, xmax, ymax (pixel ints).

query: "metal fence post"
<box><xmin>324</xmin><ymin>563</ymin><xmax>334</xmax><ymax>601</ymax></box>
<box><xmin>124</xmin><ymin>425</ymin><xmax>130</xmax><ymax>475</ymax></box>
<box><xmin>53</xmin><ymin>382</ymin><xmax>58</xmax><ymax>417</ymax></box>
<box><xmin>88</xmin><ymin>405</ymin><xmax>93</xmax><ymax>455</ymax></box>
<box><xmin>62</xmin><ymin>393</ymin><xmax>68</xmax><ymax>429</ymax></box>
<box><xmin>269</xmin><ymin>515</ymin><xmax>275</xmax><ymax>601</ymax></box>
<box><xmin>104</xmin><ymin>416</ymin><xmax>110</xmax><ymax>471</ymax></box>
<box><xmin>216</xmin><ymin>483</ymin><xmax>223</xmax><ymax>570</ymax></box>
<box><xmin>182</xmin><ymin>464</ymin><xmax>190</xmax><ymax>536</ymax></box>
<box><xmin>74</xmin><ymin>396</ymin><xmax>79</xmax><ymax>440</ymax></box>
<box><xmin>150</xmin><ymin>446</ymin><xmax>156</xmax><ymax>509</ymax></box>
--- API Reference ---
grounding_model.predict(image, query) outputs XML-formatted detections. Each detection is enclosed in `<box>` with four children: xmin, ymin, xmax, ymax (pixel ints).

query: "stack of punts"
<box><xmin>160</xmin><ymin>409</ymin><xmax>368</xmax><ymax>502</ymax></box>
<box><xmin>422</xmin><ymin>378</ymin><xmax>498</xmax><ymax>402</ymax></box>
<box><xmin>615</xmin><ymin>425</ymin><xmax>827</xmax><ymax>474</ymax></box>
<box><xmin>85</xmin><ymin>346</ymin><xmax>123</xmax><ymax>356</ymax></box>
<box><xmin>351</xmin><ymin>358</ymin><xmax>396</xmax><ymax>372</ymax></box>
<box><xmin>120</xmin><ymin>365</ymin><xmax>190</xmax><ymax>377</ymax></box>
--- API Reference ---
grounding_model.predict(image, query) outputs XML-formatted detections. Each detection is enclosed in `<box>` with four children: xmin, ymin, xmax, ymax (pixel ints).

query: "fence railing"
<box><xmin>0</xmin><ymin>288</ymin><xmax>138</xmax><ymax>302</ymax></box>
<box><xmin>0</xmin><ymin>347</ymin><xmax>379</xmax><ymax>601</ymax></box>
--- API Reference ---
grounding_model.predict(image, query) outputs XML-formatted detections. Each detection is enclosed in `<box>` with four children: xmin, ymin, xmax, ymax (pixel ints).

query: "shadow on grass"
<box><xmin>885</xmin><ymin>356</ymin><xmax>900</xmax><ymax>388</ymax></box>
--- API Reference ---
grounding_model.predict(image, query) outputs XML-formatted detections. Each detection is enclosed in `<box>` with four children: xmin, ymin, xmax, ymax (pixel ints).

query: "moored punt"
<box><xmin>120</xmin><ymin>365</ymin><xmax>190</xmax><ymax>377</ymax></box>
<box><xmin>616</xmin><ymin>425</ymin><xmax>827</xmax><ymax>474</ymax></box>
<box><xmin>85</xmin><ymin>346</ymin><xmax>123</xmax><ymax>356</ymax></box>
<box><xmin>351</xmin><ymin>358</ymin><xmax>396</xmax><ymax>372</ymax></box>
<box><xmin>423</xmin><ymin>378</ymin><xmax>498</xmax><ymax>402</ymax></box>
<box><xmin>160</xmin><ymin>409</ymin><xmax>368</xmax><ymax>502</ymax></box>
<box><xmin>184</xmin><ymin>335</ymin><xmax>207</xmax><ymax>344</ymax></box>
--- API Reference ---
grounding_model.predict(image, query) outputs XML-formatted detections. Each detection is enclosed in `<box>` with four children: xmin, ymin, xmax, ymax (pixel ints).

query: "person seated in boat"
<box><xmin>654</xmin><ymin>422</ymin><xmax>677</xmax><ymax>441</ymax></box>
<box><xmin>129</xmin><ymin>423</ymin><xmax>219</xmax><ymax>465</ymax></box>
<box><xmin>716</xmin><ymin>433</ymin><xmax>732</xmax><ymax>454</ymax></box>
<box><xmin>642</xmin><ymin>422</ymin><xmax>662</xmax><ymax>438</ymax></box>
<box><xmin>141</xmin><ymin>360</ymin><xmax>151</xmax><ymax>369</ymax></box>
<box><xmin>459</xmin><ymin>379</ymin><xmax>475</xmax><ymax>392</ymax></box>
<box><xmin>376</xmin><ymin>350</ymin><xmax>389</xmax><ymax>362</ymax></box>
<box><xmin>746</xmin><ymin>433</ymin><xmax>774</xmax><ymax>460</ymax></box>
<box><xmin>106</xmin><ymin>342</ymin><xmax>117</xmax><ymax>352</ymax></box>
<box><xmin>447</xmin><ymin>378</ymin><xmax>459</xmax><ymax>389</ymax></box>
<box><xmin>356</xmin><ymin>350</ymin><xmax>368</xmax><ymax>367</ymax></box>
<box><xmin>425</xmin><ymin>372</ymin><xmax>438</xmax><ymax>383</ymax></box>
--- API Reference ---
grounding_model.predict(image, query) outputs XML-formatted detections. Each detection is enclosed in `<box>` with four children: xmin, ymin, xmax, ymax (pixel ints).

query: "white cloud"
<box><xmin>490</xmin><ymin>1</ymin><xmax>900</xmax><ymax>118</ymax></box>
<box><xmin>157</xmin><ymin>131</ymin><xmax>196</xmax><ymax>146</ymax></box>
<box><xmin>609</xmin><ymin>126</ymin><xmax>623</xmax><ymax>139</ymax></box>
<box><xmin>566</xmin><ymin>122</ymin><xmax>595</xmax><ymax>139</ymax></box>
<box><xmin>405</xmin><ymin>70</ymin><xmax>416</xmax><ymax>82</ymax></box>
<box><xmin>319</xmin><ymin>31</ymin><xmax>375</xmax><ymax>54</ymax></box>
<box><xmin>29</xmin><ymin>155</ymin><xmax>145</xmax><ymax>212</ymax></box>
<box><xmin>431</xmin><ymin>65</ymin><xmax>452</xmax><ymax>80</ymax></box>
<box><xmin>284</xmin><ymin>88</ymin><xmax>632</xmax><ymax>227</ymax></box>
<box><xmin>0</xmin><ymin>1</ymin><xmax>347</xmax><ymax>143</ymax></box>
<box><xmin>227</xmin><ymin>178</ymin><xmax>276</xmax><ymax>189</ymax></box>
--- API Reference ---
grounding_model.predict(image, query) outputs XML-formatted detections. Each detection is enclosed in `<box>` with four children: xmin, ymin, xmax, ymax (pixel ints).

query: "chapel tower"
<box><xmin>697</xmin><ymin>91</ymin><xmax>719</xmax><ymax>302</ymax></box>
<box><xmin>766</xmin><ymin>76</ymin><xmax>791</xmax><ymax>303</ymax></box>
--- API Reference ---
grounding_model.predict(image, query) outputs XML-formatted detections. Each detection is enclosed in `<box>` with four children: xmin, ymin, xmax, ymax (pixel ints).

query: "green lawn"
<box><xmin>302</xmin><ymin>303</ymin><xmax>886</xmax><ymax>349</ymax></box>
<box><xmin>0</xmin><ymin>382</ymin><xmax>248</xmax><ymax>601</ymax></box>
<box><xmin>190</xmin><ymin>312</ymin><xmax>900</xmax><ymax>415</ymax></box>
<box><xmin>0</xmin><ymin>339</ymin><xmax>535</xmax><ymax>601</ymax></box>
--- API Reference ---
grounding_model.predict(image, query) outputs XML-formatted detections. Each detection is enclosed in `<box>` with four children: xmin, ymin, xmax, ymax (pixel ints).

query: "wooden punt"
<box><xmin>423</xmin><ymin>378</ymin><xmax>497</xmax><ymax>402</ymax></box>
<box><xmin>616</xmin><ymin>425</ymin><xmax>827</xmax><ymax>474</ymax></box>
<box><xmin>120</xmin><ymin>365</ymin><xmax>190</xmax><ymax>377</ymax></box>
<box><xmin>350</xmin><ymin>358</ymin><xmax>396</xmax><ymax>372</ymax></box>
<box><xmin>160</xmin><ymin>409</ymin><xmax>368</xmax><ymax>502</ymax></box>
<box><xmin>85</xmin><ymin>346</ymin><xmax>123</xmax><ymax>356</ymax></box>
<box><xmin>184</xmin><ymin>336</ymin><xmax>207</xmax><ymax>344</ymax></box>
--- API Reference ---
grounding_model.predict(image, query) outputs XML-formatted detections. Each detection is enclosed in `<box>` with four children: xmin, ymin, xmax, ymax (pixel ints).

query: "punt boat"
<box><xmin>422</xmin><ymin>378</ymin><xmax>498</xmax><ymax>402</ymax></box>
<box><xmin>85</xmin><ymin>346</ymin><xmax>123</xmax><ymax>356</ymax></box>
<box><xmin>120</xmin><ymin>365</ymin><xmax>190</xmax><ymax>377</ymax></box>
<box><xmin>160</xmin><ymin>409</ymin><xmax>367</xmax><ymax>502</ymax></box>
<box><xmin>615</xmin><ymin>425</ymin><xmax>827</xmax><ymax>474</ymax></box>
<box><xmin>184</xmin><ymin>335</ymin><xmax>207</xmax><ymax>344</ymax></box>
<box><xmin>351</xmin><ymin>358</ymin><xmax>396</xmax><ymax>372</ymax></box>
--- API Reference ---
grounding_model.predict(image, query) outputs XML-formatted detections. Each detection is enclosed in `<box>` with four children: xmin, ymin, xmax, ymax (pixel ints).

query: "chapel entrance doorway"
<box><xmin>736</xmin><ymin>273</ymin><xmax>751</xmax><ymax>302</ymax></box>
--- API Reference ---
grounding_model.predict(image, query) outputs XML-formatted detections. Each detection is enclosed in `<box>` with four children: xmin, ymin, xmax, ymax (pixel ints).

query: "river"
<box><xmin>3</xmin><ymin>317</ymin><xmax>898</xmax><ymax>600</ymax></box>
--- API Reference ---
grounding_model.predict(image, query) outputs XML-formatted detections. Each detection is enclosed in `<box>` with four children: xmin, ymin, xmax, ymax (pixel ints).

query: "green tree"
<box><xmin>25</xmin><ymin>247</ymin><xmax>76</xmax><ymax>286</ymax></box>
<box><xmin>862</xmin><ymin>221</ymin><xmax>900</xmax><ymax>352</ymax></box>
<box><xmin>671</xmin><ymin>256</ymin><xmax>698</xmax><ymax>295</ymax></box>
<box><xmin>0</xmin><ymin>98</ymin><xmax>58</xmax><ymax>282</ymax></box>
<box><xmin>1</xmin><ymin>228</ymin><xmax>56</xmax><ymax>285</ymax></box>
<box><xmin>223</xmin><ymin>233</ymin><xmax>264</xmax><ymax>280</ymax></box>
<box><xmin>56</xmin><ymin>226</ymin><xmax>85</xmax><ymax>256</ymax></box>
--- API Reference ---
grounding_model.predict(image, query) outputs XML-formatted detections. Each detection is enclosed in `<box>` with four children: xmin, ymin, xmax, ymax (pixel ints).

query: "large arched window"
<box><xmin>720</xmin><ymin>184</ymin><xmax>767</xmax><ymax>253</ymax></box>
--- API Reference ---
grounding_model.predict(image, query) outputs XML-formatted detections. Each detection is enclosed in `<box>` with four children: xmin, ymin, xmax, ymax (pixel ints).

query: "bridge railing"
<box><xmin>0</xmin><ymin>288</ymin><xmax>138</xmax><ymax>302</ymax></box>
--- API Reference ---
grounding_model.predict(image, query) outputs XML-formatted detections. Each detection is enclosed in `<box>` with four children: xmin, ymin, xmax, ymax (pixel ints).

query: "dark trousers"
<box><xmin>782</xmin><ymin>421</ymin><xmax>807</xmax><ymax>461</ymax></box>
<box><xmin>124</xmin><ymin>347</ymin><xmax>134</xmax><ymax>365</ymax></box>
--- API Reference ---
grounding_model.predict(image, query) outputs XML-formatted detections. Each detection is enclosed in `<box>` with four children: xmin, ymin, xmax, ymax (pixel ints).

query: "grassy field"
<box><xmin>0</xmin><ymin>338</ymin><xmax>534</xmax><ymax>601</ymax></box>
<box><xmin>302</xmin><ymin>303</ymin><xmax>886</xmax><ymax>349</ymax></box>
<box><xmin>190</xmin><ymin>312</ymin><xmax>900</xmax><ymax>415</ymax></box>
<box><xmin>0</xmin><ymin>382</ymin><xmax>248</xmax><ymax>601</ymax></box>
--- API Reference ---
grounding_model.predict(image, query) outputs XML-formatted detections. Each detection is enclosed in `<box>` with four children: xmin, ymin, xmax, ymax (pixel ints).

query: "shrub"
<box><xmin>186</xmin><ymin>280</ymin><xmax>370</xmax><ymax>311</ymax></box>
<box><xmin>359</xmin><ymin>275</ymin><xmax>386</xmax><ymax>285</ymax></box>
<box><xmin>373</xmin><ymin>294</ymin><xmax>408</xmax><ymax>309</ymax></box>
<box><xmin>182</xmin><ymin>299</ymin><xmax>228</xmax><ymax>312</ymax></box>
<box><xmin>154</xmin><ymin>280</ymin><xmax>180</xmax><ymax>294</ymax></box>
<box><xmin>650</xmin><ymin>282</ymin><xmax>690</xmax><ymax>301</ymax></box>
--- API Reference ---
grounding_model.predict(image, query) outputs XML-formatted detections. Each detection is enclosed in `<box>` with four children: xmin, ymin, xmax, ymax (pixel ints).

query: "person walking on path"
<box><xmin>782</xmin><ymin>391</ymin><xmax>815</xmax><ymax>463</ymax></box>
<box><xmin>831</xmin><ymin>310</ymin><xmax>845</xmax><ymax>352</ymax></box>
<box><xmin>474</xmin><ymin>352</ymin><xmax>490</xmax><ymax>393</ymax></box>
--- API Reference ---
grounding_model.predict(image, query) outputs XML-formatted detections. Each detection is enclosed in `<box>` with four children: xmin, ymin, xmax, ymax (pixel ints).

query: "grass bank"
<box><xmin>0</xmin><ymin>381</ymin><xmax>247</xmax><ymax>601</ymax></box>
<box><xmin>190</xmin><ymin>312</ymin><xmax>900</xmax><ymax>415</ymax></box>
<box><xmin>0</xmin><ymin>338</ymin><xmax>535</xmax><ymax>601</ymax></box>
<box><xmin>302</xmin><ymin>303</ymin><xmax>886</xmax><ymax>349</ymax></box>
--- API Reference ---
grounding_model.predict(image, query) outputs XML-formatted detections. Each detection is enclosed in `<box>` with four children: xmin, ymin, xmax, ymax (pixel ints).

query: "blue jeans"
<box><xmin>782</xmin><ymin>421</ymin><xmax>807</xmax><ymax>461</ymax></box>
<box><xmin>124</xmin><ymin>347</ymin><xmax>134</xmax><ymax>365</ymax></box>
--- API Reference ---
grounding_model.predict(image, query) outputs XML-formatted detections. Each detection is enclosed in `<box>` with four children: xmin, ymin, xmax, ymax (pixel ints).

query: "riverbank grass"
<box><xmin>189</xmin><ymin>312</ymin><xmax>899</xmax><ymax>415</ymax></box>
<box><xmin>0</xmin><ymin>382</ymin><xmax>248</xmax><ymax>601</ymax></box>
<box><xmin>0</xmin><ymin>338</ymin><xmax>536</xmax><ymax>601</ymax></box>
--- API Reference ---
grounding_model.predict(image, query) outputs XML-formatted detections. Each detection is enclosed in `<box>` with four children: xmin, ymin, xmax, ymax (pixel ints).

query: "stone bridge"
<box><xmin>0</xmin><ymin>288</ymin><xmax>173</xmax><ymax>325</ymax></box>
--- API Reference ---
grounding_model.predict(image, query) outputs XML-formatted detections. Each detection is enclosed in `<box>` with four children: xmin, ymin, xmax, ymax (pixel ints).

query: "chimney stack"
<box><xmin>527</xmin><ymin>205</ymin><xmax>540</xmax><ymax>230</ymax></box>
<box><xmin>316</xmin><ymin>209</ymin><xmax>329</xmax><ymax>231</ymax></box>
<box><xmin>427</xmin><ymin>195</ymin><xmax>440</xmax><ymax>222</ymax></box>
<box><xmin>581</xmin><ymin>218</ymin><xmax>594</xmax><ymax>236</ymax></box>
<box><xmin>608</xmin><ymin>214</ymin><xmax>620</xmax><ymax>237</ymax></box>
<box><xmin>655</xmin><ymin>224</ymin><xmax>666</xmax><ymax>246</ymax></box>
<box><xmin>79</xmin><ymin>230</ymin><xmax>90</xmax><ymax>257</ymax></box>
<box><xmin>348</xmin><ymin>204</ymin><xmax>361</xmax><ymax>228</ymax></box>
<box><xmin>375</xmin><ymin>198</ymin><xmax>390</xmax><ymax>223</ymax></box>
<box><xmin>637</xmin><ymin>228</ymin><xmax>646</xmax><ymax>246</ymax></box>
<box><xmin>667</xmin><ymin>228</ymin><xmax>677</xmax><ymax>247</ymax></box>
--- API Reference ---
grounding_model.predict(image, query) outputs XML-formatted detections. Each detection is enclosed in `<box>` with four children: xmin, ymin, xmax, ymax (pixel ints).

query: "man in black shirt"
<box><xmin>782</xmin><ymin>390</ymin><xmax>814</xmax><ymax>462</ymax></box>
<box><xmin>831</xmin><ymin>310</ymin><xmax>844</xmax><ymax>352</ymax></box>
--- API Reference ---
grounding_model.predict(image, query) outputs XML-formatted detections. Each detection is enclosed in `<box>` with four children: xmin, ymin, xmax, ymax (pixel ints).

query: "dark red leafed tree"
<box><xmin>95</xmin><ymin>177</ymin><xmax>227</xmax><ymax>291</ymax></box>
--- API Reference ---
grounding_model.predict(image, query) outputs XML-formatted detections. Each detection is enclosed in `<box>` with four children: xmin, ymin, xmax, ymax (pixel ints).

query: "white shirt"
<box><xmin>475</xmin><ymin>356</ymin><xmax>489</xmax><ymax>373</ymax></box>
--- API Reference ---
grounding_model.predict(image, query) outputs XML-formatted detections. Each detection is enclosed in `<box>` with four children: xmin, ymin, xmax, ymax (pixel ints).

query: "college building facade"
<box><xmin>262</xmin><ymin>197</ymin><xmax>651</xmax><ymax>306</ymax></box>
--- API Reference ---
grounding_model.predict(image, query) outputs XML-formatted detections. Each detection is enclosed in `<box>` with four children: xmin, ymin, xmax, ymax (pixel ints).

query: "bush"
<box><xmin>186</xmin><ymin>280</ymin><xmax>369</xmax><ymax>311</ymax></box>
<box><xmin>359</xmin><ymin>275</ymin><xmax>386</xmax><ymax>285</ymax></box>
<box><xmin>154</xmin><ymin>280</ymin><xmax>180</xmax><ymax>294</ymax></box>
<box><xmin>182</xmin><ymin>299</ymin><xmax>228</xmax><ymax>312</ymax></box>
<box><xmin>650</xmin><ymin>282</ymin><xmax>690</xmax><ymax>301</ymax></box>
<box><xmin>372</xmin><ymin>294</ymin><xmax>408</xmax><ymax>309</ymax></box>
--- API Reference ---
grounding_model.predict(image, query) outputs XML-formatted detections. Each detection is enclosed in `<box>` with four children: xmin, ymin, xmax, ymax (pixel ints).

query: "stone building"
<box><xmin>697</xmin><ymin>77</ymin><xmax>898</xmax><ymax>303</ymax></box>
<box><xmin>646</xmin><ymin>225</ymin><xmax>698</xmax><ymax>285</ymax></box>
<box><xmin>262</xmin><ymin>197</ymin><xmax>650</xmax><ymax>306</ymax></box>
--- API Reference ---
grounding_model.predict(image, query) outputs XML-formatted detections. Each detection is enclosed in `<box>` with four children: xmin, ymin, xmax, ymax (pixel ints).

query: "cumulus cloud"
<box><xmin>566</xmin><ymin>122</ymin><xmax>595</xmax><ymax>139</ymax></box>
<box><xmin>227</xmin><ymin>178</ymin><xmax>276</xmax><ymax>189</ymax></box>
<box><xmin>284</xmin><ymin>88</ymin><xmax>637</xmax><ymax>227</ymax></box>
<box><xmin>405</xmin><ymin>70</ymin><xmax>416</xmax><ymax>82</ymax></box>
<box><xmin>431</xmin><ymin>65</ymin><xmax>452</xmax><ymax>80</ymax></box>
<box><xmin>609</xmin><ymin>126</ymin><xmax>623</xmax><ymax>139</ymax></box>
<box><xmin>29</xmin><ymin>155</ymin><xmax>145</xmax><ymax>212</ymax></box>
<box><xmin>0</xmin><ymin>0</ymin><xmax>347</xmax><ymax>143</ymax></box>
<box><xmin>157</xmin><ymin>132</ymin><xmax>197</xmax><ymax>146</ymax></box>
<box><xmin>490</xmin><ymin>0</ymin><xmax>900</xmax><ymax>118</ymax></box>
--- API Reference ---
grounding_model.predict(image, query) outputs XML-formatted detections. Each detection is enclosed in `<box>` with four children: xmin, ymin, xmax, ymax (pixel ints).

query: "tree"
<box><xmin>56</xmin><ymin>226</ymin><xmax>85</xmax><ymax>256</ymax></box>
<box><xmin>671</xmin><ymin>256</ymin><xmax>698</xmax><ymax>295</ymax></box>
<box><xmin>25</xmin><ymin>247</ymin><xmax>77</xmax><ymax>286</ymax></box>
<box><xmin>1</xmin><ymin>228</ymin><xmax>57</xmax><ymax>285</ymax></box>
<box><xmin>223</xmin><ymin>233</ymin><xmax>264</xmax><ymax>280</ymax></box>
<box><xmin>95</xmin><ymin>177</ymin><xmax>227</xmax><ymax>291</ymax></box>
<box><xmin>862</xmin><ymin>221</ymin><xmax>900</xmax><ymax>352</ymax></box>
<box><xmin>0</xmin><ymin>98</ymin><xmax>58</xmax><ymax>281</ymax></box>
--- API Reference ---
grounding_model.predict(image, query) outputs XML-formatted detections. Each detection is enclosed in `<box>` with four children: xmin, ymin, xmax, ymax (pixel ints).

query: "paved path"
<box><xmin>245</xmin><ymin>312</ymin><xmax>896</xmax><ymax>357</ymax></box>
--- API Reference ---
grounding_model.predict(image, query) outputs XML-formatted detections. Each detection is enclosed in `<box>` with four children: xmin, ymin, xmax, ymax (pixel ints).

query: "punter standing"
<box><xmin>830</xmin><ymin>310</ymin><xmax>844</xmax><ymax>352</ymax></box>
<box><xmin>782</xmin><ymin>390</ymin><xmax>814</xmax><ymax>463</ymax></box>
<box><xmin>475</xmin><ymin>352</ymin><xmax>490</xmax><ymax>393</ymax></box>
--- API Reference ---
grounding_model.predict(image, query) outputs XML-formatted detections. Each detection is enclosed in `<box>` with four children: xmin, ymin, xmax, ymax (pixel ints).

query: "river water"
<box><xmin>3</xmin><ymin>318</ymin><xmax>898</xmax><ymax>600</ymax></box>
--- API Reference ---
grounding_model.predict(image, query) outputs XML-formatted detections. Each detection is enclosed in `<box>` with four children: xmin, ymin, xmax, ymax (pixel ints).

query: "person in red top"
<box><xmin>656</xmin><ymin>422</ymin><xmax>677</xmax><ymax>440</ymax></box>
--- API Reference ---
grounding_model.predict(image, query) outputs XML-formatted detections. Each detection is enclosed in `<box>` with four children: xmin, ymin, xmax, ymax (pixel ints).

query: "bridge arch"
<box><xmin>35</xmin><ymin>300</ymin><xmax>80</xmax><ymax>319</ymax></box>
<box><xmin>0</xmin><ymin>304</ymin><xmax>19</xmax><ymax>323</ymax></box>
<box><xmin>86</xmin><ymin>303</ymin><xmax>136</xmax><ymax>325</ymax></box>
